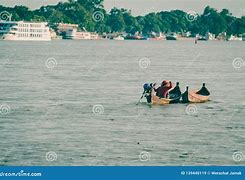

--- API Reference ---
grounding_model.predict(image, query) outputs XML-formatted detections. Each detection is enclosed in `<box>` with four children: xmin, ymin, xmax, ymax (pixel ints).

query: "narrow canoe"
<box><xmin>182</xmin><ymin>85</ymin><xmax>210</xmax><ymax>103</ymax></box>
<box><xmin>151</xmin><ymin>95</ymin><xmax>172</xmax><ymax>105</ymax></box>
<box><xmin>149</xmin><ymin>82</ymin><xmax>182</xmax><ymax>105</ymax></box>
<box><xmin>188</xmin><ymin>90</ymin><xmax>210</xmax><ymax>103</ymax></box>
<box><xmin>151</xmin><ymin>94</ymin><xmax>181</xmax><ymax>105</ymax></box>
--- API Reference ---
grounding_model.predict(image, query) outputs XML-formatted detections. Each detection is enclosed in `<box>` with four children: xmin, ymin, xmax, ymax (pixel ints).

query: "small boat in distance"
<box><xmin>149</xmin><ymin>32</ymin><xmax>165</xmax><ymax>40</ymax></box>
<box><xmin>182</xmin><ymin>83</ymin><xmax>210</xmax><ymax>103</ymax></box>
<box><xmin>228</xmin><ymin>35</ymin><xmax>243</xmax><ymax>41</ymax></box>
<box><xmin>166</xmin><ymin>33</ymin><xmax>178</xmax><ymax>40</ymax></box>
<box><xmin>197</xmin><ymin>36</ymin><xmax>207</xmax><ymax>41</ymax></box>
<box><xmin>113</xmin><ymin>35</ymin><xmax>124</xmax><ymax>40</ymax></box>
<box><xmin>197</xmin><ymin>32</ymin><xmax>215</xmax><ymax>41</ymax></box>
<box><xmin>125</xmin><ymin>35</ymin><xmax>148</xmax><ymax>40</ymax></box>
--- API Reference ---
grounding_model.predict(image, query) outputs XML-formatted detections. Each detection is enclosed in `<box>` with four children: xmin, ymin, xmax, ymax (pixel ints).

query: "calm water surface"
<box><xmin>0</xmin><ymin>40</ymin><xmax>244</xmax><ymax>165</ymax></box>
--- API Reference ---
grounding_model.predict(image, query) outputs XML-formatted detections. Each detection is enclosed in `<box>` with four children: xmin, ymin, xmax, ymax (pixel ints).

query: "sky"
<box><xmin>0</xmin><ymin>0</ymin><xmax>245</xmax><ymax>17</ymax></box>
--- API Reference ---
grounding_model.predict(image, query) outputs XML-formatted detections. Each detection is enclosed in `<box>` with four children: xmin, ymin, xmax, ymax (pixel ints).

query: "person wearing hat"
<box><xmin>143</xmin><ymin>83</ymin><xmax>156</xmax><ymax>103</ymax></box>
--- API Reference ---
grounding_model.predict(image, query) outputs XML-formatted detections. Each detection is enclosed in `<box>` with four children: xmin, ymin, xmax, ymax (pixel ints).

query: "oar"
<box><xmin>136</xmin><ymin>92</ymin><xmax>145</xmax><ymax>105</ymax></box>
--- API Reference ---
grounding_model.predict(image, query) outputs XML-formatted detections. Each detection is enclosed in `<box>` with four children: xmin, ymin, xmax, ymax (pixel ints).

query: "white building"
<box><xmin>66</xmin><ymin>28</ymin><xmax>99</xmax><ymax>40</ymax></box>
<box><xmin>57</xmin><ymin>23</ymin><xmax>99</xmax><ymax>40</ymax></box>
<box><xmin>0</xmin><ymin>21</ymin><xmax>51</xmax><ymax>41</ymax></box>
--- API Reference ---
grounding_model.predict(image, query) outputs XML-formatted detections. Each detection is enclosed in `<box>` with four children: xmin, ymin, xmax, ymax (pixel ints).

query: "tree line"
<box><xmin>0</xmin><ymin>0</ymin><xmax>245</xmax><ymax>36</ymax></box>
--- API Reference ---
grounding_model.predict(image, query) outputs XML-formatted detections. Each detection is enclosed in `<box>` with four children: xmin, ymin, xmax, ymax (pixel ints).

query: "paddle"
<box><xmin>136</xmin><ymin>92</ymin><xmax>145</xmax><ymax>105</ymax></box>
<box><xmin>137</xmin><ymin>83</ymin><xmax>157</xmax><ymax>105</ymax></box>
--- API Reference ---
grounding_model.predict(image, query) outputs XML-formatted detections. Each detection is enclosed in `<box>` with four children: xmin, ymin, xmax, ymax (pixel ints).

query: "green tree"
<box><xmin>107</xmin><ymin>8</ymin><xmax>126</xmax><ymax>32</ymax></box>
<box><xmin>1</xmin><ymin>2</ymin><xmax>245</xmax><ymax>36</ymax></box>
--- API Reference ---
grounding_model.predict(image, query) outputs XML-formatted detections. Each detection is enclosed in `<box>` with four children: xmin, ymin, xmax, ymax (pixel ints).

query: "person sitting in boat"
<box><xmin>143</xmin><ymin>83</ymin><xmax>155</xmax><ymax>103</ymax></box>
<box><xmin>154</xmin><ymin>80</ymin><xmax>173</xmax><ymax>98</ymax></box>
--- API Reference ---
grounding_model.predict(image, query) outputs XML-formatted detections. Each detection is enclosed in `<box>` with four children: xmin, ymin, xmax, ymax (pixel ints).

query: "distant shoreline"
<box><xmin>0</xmin><ymin>1</ymin><xmax>245</xmax><ymax>41</ymax></box>
<box><xmin>1</xmin><ymin>0</ymin><xmax>245</xmax><ymax>17</ymax></box>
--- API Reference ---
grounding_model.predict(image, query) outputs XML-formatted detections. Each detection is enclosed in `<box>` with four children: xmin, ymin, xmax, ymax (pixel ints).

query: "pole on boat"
<box><xmin>136</xmin><ymin>93</ymin><xmax>144</xmax><ymax>105</ymax></box>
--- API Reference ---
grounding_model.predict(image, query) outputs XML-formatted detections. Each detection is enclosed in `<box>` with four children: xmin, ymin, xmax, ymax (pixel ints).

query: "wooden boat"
<box><xmin>151</xmin><ymin>94</ymin><xmax>181</xmax><ymax>105</ymax></box>
<box><xmin>182</xmin><ymin>83</ymin><xmax>210</xmax><ymax>103</ymax></box>
<box><xmin>148</xmin><ymin>82</ymin><xmax>182</xmax><ymax>105</ymax></box>
<box><xmin>197</xmin><ymin>37</ymin><xmax>207</xmax><ymax>41</ymax></box>
<box><xmin>166</xmin><ymin>33</ymin><xmax>178</xmax><ymax>40</ymax></box>
<box><xmin>125</xmin><ymin>35</ymin><xmax>148</xmax><ymax>40</ymax></box>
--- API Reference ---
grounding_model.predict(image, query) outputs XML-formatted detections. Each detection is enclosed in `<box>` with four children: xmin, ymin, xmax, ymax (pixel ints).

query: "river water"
<box><xmin>0</xmin><ymin>40</ymin><xmax>244</xmax><ymax>166</ymax></box>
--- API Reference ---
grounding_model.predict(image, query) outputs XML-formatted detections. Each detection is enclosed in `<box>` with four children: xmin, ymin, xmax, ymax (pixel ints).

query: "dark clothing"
<box><xmin>155</xmin><ymin>84</ymin><xmax>172</xmax><ymax>98</ymax></box>
<box><xmin>145</xmin><ymin>94</ymin><xmax>152</xmax><ymax>103</ymax></box>
<box><xmin>144</xmin><ymin>88</ymin><xmax>152</xmax><ymax>103</ymax></box>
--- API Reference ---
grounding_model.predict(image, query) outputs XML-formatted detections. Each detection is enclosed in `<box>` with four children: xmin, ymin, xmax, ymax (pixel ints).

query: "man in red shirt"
<box><xmin>154</xmin><ymin>81</ymin><xmax>172</xmax><ymax>98</ymax></box>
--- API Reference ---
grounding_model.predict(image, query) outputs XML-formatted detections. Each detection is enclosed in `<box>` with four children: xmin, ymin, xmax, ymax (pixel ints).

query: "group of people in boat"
<box><xmin>142</xmin><ymin>80</ymin><xmax>209</xmax><ymax>104</ymax></box>
<box><xmin>143</xmin><ymin>80</ymin><xmax>180</xmax><ymax>103</ymax></box>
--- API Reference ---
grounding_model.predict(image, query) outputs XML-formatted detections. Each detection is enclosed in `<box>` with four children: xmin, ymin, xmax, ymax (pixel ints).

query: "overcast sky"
<box><xmin>1</xmin><ymin>0</ymin><xmax>245</xmax><ymax>16</ymax></box>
